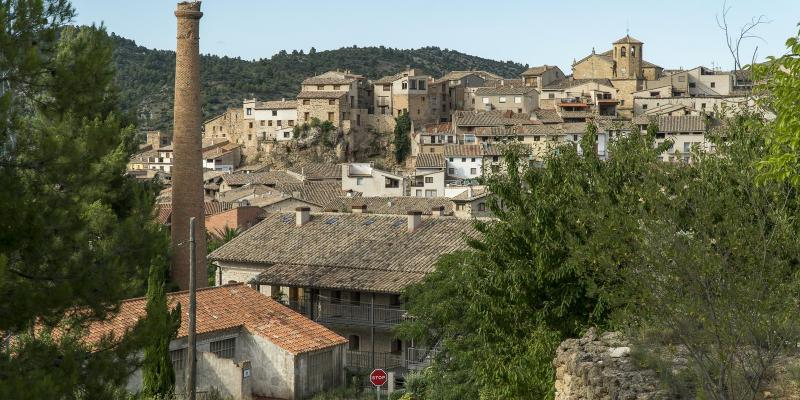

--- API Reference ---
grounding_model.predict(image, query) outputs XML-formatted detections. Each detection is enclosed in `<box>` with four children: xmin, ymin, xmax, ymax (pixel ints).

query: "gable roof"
<box><xmin>521</xmin><ymin>65</ymin><xmax>557</xmax><ymax>76</ymax></box>
<box><xmin>373</xmin><ymin>72</ymin><xmax>408</xmax><ymax>84</ymax></box>
<box><xmin>84</xmin><ymin>284</ymin><xmax>346</xmax><ymax>355</ymax></box>
<box><xmin>415</xmin><ymin>153</ymin><xmax>446</xmax><ymax>169</ymax></box>
<box><xmin>276</xmin><ymin>180</ymin><xmax>359</xmax><ymax>207</ymax></box>
<box><xmin>454</xmin><ymin>111</ymin><xmax>539</xmax><ymax>127</ymax></box>
<box><xmin>154</xmin><ymin>201</ymin><xmax>238</xmax><ymax>225</ymax></box>
<box><xmin>222</xmin><ymin>171</ymin><xmax>302</xmax><ymax>187</ymax></box>
<box><xmin>286</xmin><ymin>163</ymin><xmax>342</xmax><ymax>181</ymax></box>
<box><xmin>474</xmin><ymin>86</ymin><xmax>538</xmax><ymax>96</ymax></box>
<box><xmin>296</xmin><ymin>91</ymin><xmax>348</xmax><ymax>100</ymax></box>
<box><xmin>257</xmin><ymin>100</ymin><xmax>297</xmax><ymax>110</ymax></box>
<box><xmin>543</xmin><ymin>78</ymin><xmax>614</xmax><ymax>90</ymax></box>
<box><xmin>209</xmin><ymin>213</ymin><xmax>479</xmax><ymax>293</ymax></box>
<box><xmin>322</xmin><ymin>196</ymin><xmax>454</xmax><ymax>216</ymax></box>
<box><xmin>613</xmin><ymin>35</ymin><xmax>643</xmax><ymax>44</ymax></box>
<box><xmin>534</xmin><ymin>109</ymin><xmax>564</xmax><ymax>124</ymax></box>
<box><xmin>632</xmin><ymin>115</ymin><xmax>707</xmax><ymax>133</ymax></box>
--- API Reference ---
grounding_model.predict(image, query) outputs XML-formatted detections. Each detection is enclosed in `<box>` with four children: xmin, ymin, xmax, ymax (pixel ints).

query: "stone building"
<box><xmin>372</xmin><ymin>69</ymin><xmax>443</xmax><ymax>126</ymax></box>
<box><xmin>242</xmin><ymin>98</ymin><xmax>297</xmax><ymax>143</ymax></box>
<box><xmin>203</xmin><ymin>107</ymin><xmax>245</xmax><ymax>145</ymax></box>
<box><xmin>297</xmin><ymin>70</ymin><xmax>369</xmax><ymax>133</ymax></box>
<box><xmin>85</xmin><ymin>284</ymin><xmax>347</xmax><ymax>400</ymax></box>
<box><xmin>208</xmin><ymin>209</ymin><xmax>478</xmax><ymax>377</ymax></box>
<box><xmin>521</xmin><ymin>65</ymin><xmax>566</xmax><ymax>88</ymax></box>
<box><xmin>474</xmin><ymin>86</ymin><xmax>539</xmax><ymax>114</ymax></box>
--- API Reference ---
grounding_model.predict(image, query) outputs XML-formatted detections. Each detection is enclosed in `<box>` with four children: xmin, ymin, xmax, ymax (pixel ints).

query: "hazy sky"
<box><xmin>71</xmin><ymin>0</ymin><xmax>799</xmax><ymax>72</ymax></box>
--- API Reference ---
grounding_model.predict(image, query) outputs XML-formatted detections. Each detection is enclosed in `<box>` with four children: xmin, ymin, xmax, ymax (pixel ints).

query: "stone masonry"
<box><xmin>171</xmin><ymin>1</ymin><xmax>207</xmax><ymax>290</ymax></box>
<box><xmin>554</xmin><ymin>328</ymin><xmax>669</xmax><ymax>400</ymax></box>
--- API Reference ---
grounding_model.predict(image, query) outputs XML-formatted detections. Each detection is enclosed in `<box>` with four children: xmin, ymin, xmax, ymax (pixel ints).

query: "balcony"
<box><xmin>285</xmin><ymin>296</ymin><xmax>406</xmax><ymax>329</ymax></box>
<box><xmin>346</xmin><ymin>350</ymin><xmax>404</xmax><ymax>371</ymax></box>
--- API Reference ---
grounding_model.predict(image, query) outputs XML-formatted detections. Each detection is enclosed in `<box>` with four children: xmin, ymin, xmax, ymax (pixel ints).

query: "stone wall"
<box><xmin>553</xmin><ymin>328</ymin><xmax>669</xmax><ymax>400</ymax></box>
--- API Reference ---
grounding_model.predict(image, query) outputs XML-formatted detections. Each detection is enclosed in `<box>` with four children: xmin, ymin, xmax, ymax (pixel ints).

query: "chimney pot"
<box><xmin>407</xmin><ymin>210</ymin><xmax>422</xmax><ymax>232</ymax></box>
<box><xmin>295</xmin><ymin>207</ymin><xmax>310</xmax><ymax>227</ymax></box>
<box><xmin>432</xmin><ymin>205</ymin><xmax>446</xmax><ymax>217</ymax></box>
<box><xmin>352</xmin><ymin>204</ymin><xmax>368</xmax><ymax>214</ymax></box>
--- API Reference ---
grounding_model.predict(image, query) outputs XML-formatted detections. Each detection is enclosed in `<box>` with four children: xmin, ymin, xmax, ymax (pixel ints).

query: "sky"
<box><xmin>71</xmin><ymin>0</ymin><xmax>800</xmax><ymax>72</ymax></box>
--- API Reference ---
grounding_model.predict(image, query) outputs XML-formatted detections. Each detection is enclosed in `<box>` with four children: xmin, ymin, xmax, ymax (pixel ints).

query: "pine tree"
<box><xmin>0</xmin><ymin>1</ymin><xmax>168</xmax><ymax>398</ymax></box>
<box><xmin>393</xmin><ymin>111</ymin><xmax>412</xmax><ymax>163</ymax></box>
<box><xmin>141</xmin><ymin>258</ymin><xmax>181</xmax><ymax>399</ymax></box>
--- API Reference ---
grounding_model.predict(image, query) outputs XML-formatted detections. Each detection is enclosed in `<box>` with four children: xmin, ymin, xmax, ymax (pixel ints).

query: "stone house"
<box><xmin>202</xmin><ymin>142</ymin><xmax>242</xmax><ymax>172</ymax></box>
<box><xmin>433</xmin><ymin>70</ymin><xmax>499</xmax><ymax>114</ymax></box>
<box><xmin>372</xmin><ymin>69</ymin><xmax>441</xmax><ymax>126</ymax></box>
<box><xmin>416</xmin><ymin>122</ymin><xmax>452</xmax><ymax>154</ymax></box>
<box><xmin>243</xmin><ymin>98</ymin><xmax>297</xmax><ymax>142</ymax></box>
<box><xmin>632</xmin><ymin>115</ymin><xmax>709</xmax><ymax>162</ymax></box>
<box><xmin>540</xmin><ymin>79</ymin><xmax>619</xmax><ymax>116</ymax></box>
<box><xmin>444</xmin><ymin>144</ymin><xmax>488</xmax><ymax>180</ymax></box>
<box><xmin>450</xmin><ymin>186</ymin><xmax>493</xmax><ymax>219</ymax></box>
<box><xmin>297</xmin><ymin>70</ymin><xmax>369</xmax><ymax>132</ymax></box>
<box><xmin>203</xmin><ymin>107</ymin><xmax>245</xmax><ymax>145</ymax></box>
<box><xmin>521</xmin><ymin>65</ymin><xmax>566</xmax><ymax>88</ymax></box>
<box><xmin>632</xmin><ymin>94</ymin><xmax>757</xmax><ymax>117</ymax></box>
<box><xmin>474</xmin><ymin>86</ymin><xmax>539</xmax><ymax>114</ymax></box>
<box><xmin>341</xmin><ymin>163</ymin><xmax>404</xmax><ymax>197</ymax></box>
<box><xmin>208</xmin><ymin>209</ymin><xmax>478</xmax><ymax>377</ymax></box>
<box><xmin>85</xmin><ymin>284</ymin><xmax>347</xmax><ymax>400</ymax></box>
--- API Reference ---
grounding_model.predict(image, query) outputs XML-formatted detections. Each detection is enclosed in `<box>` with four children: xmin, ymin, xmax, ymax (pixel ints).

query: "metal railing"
<box><xmin>346</xmin><ymin>350</ymin><xmax>404</xmax><ymax>370</ymax></box>
<box><xmin>406</xmin><ymin>347</ymin><xmax>438</xmax><ymax>371</ymax></box>
<box><xmin>284</xmin><ymin>296</ymin><xmax>406</xmax><ymax>328</ymax></box>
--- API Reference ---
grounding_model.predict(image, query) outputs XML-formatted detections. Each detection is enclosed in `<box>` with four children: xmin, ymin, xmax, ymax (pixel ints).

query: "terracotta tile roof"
<box><xmin>558</xmin><ymin>110</ymin><xmax>593</xmax><ymax>120</ymax></box>
<box><xmin>236</xmin><ymin>163</ymin><xmax>269</xmax><ymax>173</ymax></box>
<box><xmin>84</xmin><ymin>284</ymin><xmax>346</xmax><ymax>355</ymax></box>
<box><xmin>451</xmin><ymin>186</ymin><xmax>489</xmax><ymax>201</ymax></box>
<box><xmin>613</xmin><ymin>34</ymin><xmax>643</xmax><ymax>44</ymax></box>
<box><xmin>522</xmin><ymin>65</ymin><xmax>556</xmax><ymax>76</ymax></box>
<box><xmin>202</xmin><ymin>143</ymin><xmax>240</xmax><ymax>159</ymax></box>
<box><xmin>321</xmin><ymin>196</ymin><xmax>454</xmax><ymax>216</ymax></box>
<box><xmin>415</xmin><ymin>153</ymin><xmax>446</xmax><ymax>169</ymax></box>
<box><xmin>217</xmin><ymin>185</ymin><xmax>279</xmax><ymax>203</ymax></box>
<box><xmin>522</xmin><ymin>124</ymin><xmax>561</xmax><ymax>135</ymax></box>
<box><xmin>454</xmin><ymin>111</ymin><xmax>538</xmax><ymax>127</ymax></box>
<box><xmin>534</xmin><ymin>109</ymin><xmax>564</xmax><ymax>124</ymax></box>
<box><xmin>276</xmin><ymin>180</ymin><xmax>359</xmax><ymax>206</ymax></box>
<box><xmin>435</xmin><ymin>70</ymin><xmax>502</xmax><ymax>83</ymax></box>
<box><xmin>296</xmin><ymin>91</ymin><xmax>348</xmax><ymax>99</ymax></box>
<box><xmin>373</xmin><ymin>72</ymin><xmax>407</xmax><ymax>84</ymax></box>
<box><xmin>222</xmin><ymin>171</ymin><xmax>302</xmax><ymax>187</ymax></box>
<box><xmin>543</xmin><ymin>78</ymin><xmax>613</xmax><ymax>90</ymax></box>
<box><xmin>154</xmin><ymin>201</ymin><xmax>238</xmax><ymax>225</ymax></box>
<box><xmin>420</xmin><ymin>122</ymin><xmax>452</xmax><ymax>134</ymax></box>
<box><xmin>475</xmin><ymin>86</ymin><xmax>538</xmax><ymax>96</ymax></box>
<box><xmin>631</xmin><ymin>115</ymin><xmax>706</xmax><ymax>133</ymax></box>
<box><xmin>209</xmin><ymin>213</ymin><xmax>479</xmax><ymax>293</ymax></box>
<box><xmin>286</xmin><ymin>163</ymin><xmax>342</xmax><ymax>181</ymax></box>
<box><xmin>444</xmin><ymin>144</ymin><xmax>484</xmax><ymax>157</ymax></box>
<box><xmin>257</xmin><ymin>100</ymin><xmax>297</xmax><ymax>110</ymax></box>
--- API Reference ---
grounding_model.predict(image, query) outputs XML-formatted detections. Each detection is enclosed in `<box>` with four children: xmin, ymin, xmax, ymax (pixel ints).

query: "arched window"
<box><xmin>348</xmin><ymin>335</ymin><xmax>360</xmax><ymax>351</ymax></box>
<box><xmin>630</xmin><ymin>46</ymin><xmax>636</xmax><ymax>58</ymax></box>
<box><xmin>620</xmin><ymin>46</ymin><xmax>627</xmax><ymax>57</ymax></box>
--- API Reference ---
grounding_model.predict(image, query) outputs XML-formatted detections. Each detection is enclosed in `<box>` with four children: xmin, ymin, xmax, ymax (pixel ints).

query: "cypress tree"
<box><xmin>141</xmin><ymin>258</ymin><xmax>181</xmax><ymax>398</ymax></box>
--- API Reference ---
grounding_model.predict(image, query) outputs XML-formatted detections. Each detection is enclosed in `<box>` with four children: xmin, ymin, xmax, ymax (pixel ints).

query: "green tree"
<box><xmin>393</xmin><ymin>111</ymin><xmax>412</xmax><ymax>164</ymax></box>
<box><xmin>755</xmin><ymin>28</ymin><xmax>800</xmax><ymax>186</ymax></box>
<box><xmin>141</xmin><ymin>258</ymin><xmax>181</xmax><ymax>398</ymax></box>
<box><xmin>398</xmin><ymin>130</ymin><xmax>669</xmax><ymax>398</ymax></box>
<box><xmin>0</xmin><ymin>2</ymin><xmax>168</xmax><ymax>398</ymax></box>
<box><xmin>207</xmin><ymin>227</ymin><xmax>240</xmax><ymax>286</ymax></box>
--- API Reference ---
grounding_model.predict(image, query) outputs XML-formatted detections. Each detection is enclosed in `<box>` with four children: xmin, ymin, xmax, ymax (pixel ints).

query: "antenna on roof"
<box><xmin>626</xmin><ymin>20</ymin><xmax>630</xmax><ymax>36</ymax></box>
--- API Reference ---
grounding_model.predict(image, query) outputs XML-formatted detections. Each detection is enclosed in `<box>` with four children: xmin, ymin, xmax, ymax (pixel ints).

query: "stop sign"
<box><xmin>370</xmin><ymin>368</ymin><xmax>388</xmax><ymax>387</ymax></box>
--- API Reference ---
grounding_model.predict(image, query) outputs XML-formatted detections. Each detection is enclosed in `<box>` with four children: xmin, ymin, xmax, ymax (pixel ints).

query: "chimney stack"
<box><xmin>352</xmin><ymin>204</ymin><xmax>368</xmax><ymax>214</ymax></box>
<box><xmin>296</xmin><ymin>207</ymin><xmax>311</xmax><ymax>227</ymax></box>
<box><xmin>468</xmin><ymin>186</ymin><xmax>474</xmax><ymax>198</ymax></box>
<box><xmin>432</xmin><ymin>205</ymin><xmax>446</xmax><ymax>218</ymax></box>
<box><xmin>170</xmin><ymin>1</ymin><xmax>206</xmax><ymax>290</ymax></box>
<box><xmin>407</xmin><ymin>211</ymin><xmax>422</xmax><ymax>233</ymax></box>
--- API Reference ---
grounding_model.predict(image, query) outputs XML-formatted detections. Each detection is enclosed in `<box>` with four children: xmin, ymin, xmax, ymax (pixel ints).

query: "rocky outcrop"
<box><xmin>553</xmin><ymin>328</ymin><xmax>670</xmax><ymax>400</ymax></box>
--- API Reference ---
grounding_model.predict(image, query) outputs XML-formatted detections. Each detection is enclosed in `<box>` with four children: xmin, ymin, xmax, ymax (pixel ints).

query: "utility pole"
<box><xmin>188</xmin><ymin>217</ymin><xmax>197</xmax><ymax>400</ymax></box>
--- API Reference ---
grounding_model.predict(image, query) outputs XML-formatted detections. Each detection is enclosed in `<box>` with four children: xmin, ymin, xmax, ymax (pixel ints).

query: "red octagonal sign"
<box><xmin>370</xmin><ymin>369</ymin><xmax>388</xmax><ymax>387</ymax></box>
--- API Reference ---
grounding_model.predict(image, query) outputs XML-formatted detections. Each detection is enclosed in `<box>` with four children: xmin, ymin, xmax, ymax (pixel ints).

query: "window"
<box><xmin>391</xmin><ymin>339</ymin><xmax>403</xmax><ymax>355</ymax></box>
<box><xmin>448</xmin><ymin>168</ymin><xmax>455</xmax><ymax>175</ymax></box>
<box><xmin>492</xmin><ymin>156</ymin><xmax>499</xmax><ymax>162</ymax></box>
<box><xmin>425</xmin><ymin>189</ymin><xmax>437</xmax><ymax>198</ymax></box>
<box><xmin>382</xmin><ymin>84</ymin><xmax>391</xmax><ymax>91</ymax></box>
<box><xmin>327</xmin><ymin>112</ymin><xmax>334</xmax><ymax>121</ymax></box>
<box><xmin>329</xmin><ymin>99</ymin><xmax>336</xmax><ymax>105</ymax></box>
<box><xmin>385</xmin><ymin>178</ymin><xmax>399</xmax><ymax>188</ymax></box>
<box><xmin>303</xmin><ymin>112</ymin><xmax>310</xmax><ymax>120</ymax></box>
<box><xmin>448</xmin><ymin>158</ymin><xmax>454</xmax><ymax>162</ymax></box>
<box><xmin>248</xmin><ymin>122</ymin><xmax>253</xmax><ymax>128</ymax></box>
<box><xmin>548</xmin><ymin>93</ymin><xmax>555</xmax><ymax>99</ymax></box>
<box><xmin>689</xmin><ymin>82</ymin><xmax>696</xmax><ymax>88</ymax></box>
<box><xmin>410</xmin><ymin>80</ymin><xmax>417</xmax><ymax>90</ymax></box>
<box><xmin>461</xmin><ymin>158</ymin><xmax>466</xmax><ymax>162</ymax></box>
<box><xmin>514</xmin><ymin>96</ymin><xmax>522</xmax><ymax>104</ymax></box>
<box><xmin>650</xmin><ymin>92</ymin><xmax>659</xmax><ymax>97</ymax></box>
<box><xmin>170</xmin><ymin>348</ymin><xmax>187</xmax><ymax>370</ymax></box>
<box><xmin>348</xmin><ymin>335</ymin><xmax>360</xmax><ymax>351</ymax></box>
<box><xmin>482</xmin><ymin>97</ymin><xmax>489</xmax><ymax>104</ymax></box>
<box><xmin>272</xmin><ymin>110</ymin><xmax>277</xmax><ymax>116</ymax></box>
<box><xmin>499</xmin><ymin>96</ymin><xmax>507</xmax><ymax>103</ymax></box>
<box><xmin>332</xmin><ymin>290</ymin><xmax>342</xmax><ymax>303</ymax></box>
<box><xmin>246</xmin><ymin>108</ymin><xmax>252</xmax><ymax>115</ymax></box>
<box><xmin>642</xmin><ymin>104</ymin><xmax>648</xmax><ymax>110</ymax></box>
<box><xmin>356</xmin><ymin>177</ymin><xmax>364</xmax><ymax>185</ymax></box>
<box><xmin>630</xmin><ymin>46</ymin><xmax>636</xmax><ymax>58</ymax></box>
<box><xmin>260</xmin><ymin>120</ymin><xmax>265</xmax><ymax>126</ymax></box>
<box><xmin>534</xmin><ymin>135</ymin><xmax>541</xmax><ymax>142</ymax></box>
<box><xmin>303</xmin><ymin>99</ymin><xmax>310</xmax><ymax>105</ymax></box>
<box><xmin>620</xmin><ymin>46</ymin><xmax>626</xmax><ymax>57</ymax></box>
<box><xmin>288</xmin><ymin>120</ymin><xmax>294</xmax><ymax>127</ymax></box>
<box><xmin>247</xmin><ymin>134</ymin><xmax>252</xmax><ymax>141</ymax></box>
<box><xmin>390</xmin><ymin>294</ymin><xmax>401</xmax><ymax>306</ymax></box>
<box><xmin>402</xmin><ymin>81</ymin><xmax>408</xmax><ymax>90</ymax></box>
<box><xmin>421</xmin><ymin>96</ymin><xmax>425</xmax><ymax>102</ymax></box>
<box><xmin>277</xmin><ymin>120</ymin><xmax>282</xmax><ymax>127</ymax></box>
<box><xmin>350</xmin><ymin>291</ymin><xmax>361</xmax><ymax>304</ymax></box>
<box><xmin>210</xmin><ymin>337</ymin><xmax>235</xmax><ymax>359</ymax></box>
<box><xmin>678</xmin><ymin>76</ymin><xmax>686</xmax><ymax>82</ymax></box>
<box><xmin>456</xmin><ymin>203</ymin><xmax>465</xmax><ymax>211</ymax></box>
<box><xmin>418</xmin><ymin>80</ymin><xmax>426</xmax><ymax>90</ymax></box>
<box><xmin>424</xmin><ymin>176</ymin><xmax>433</xmax><ymax>183</ymax></box>
<box><xmin>701</xmin><ymin>103</ymin><xmax>707</xmax><ymax>109</ymax></box>
<box><xmin>470</xmin><ymin>168</ymin><xmax>477</xmax><ymax>175</ymax></box>
<box><xmin>710</xmin><ymin>82</ymin><xmax>716</xmax><ymax>88</ymax></box>
<box><xmin>416</xmin><ymin>189</ymin><xmax>422</xmax><ymax>196</ymax></box>
<box><xmin>573</xmin><ymin>135</ymin><xmax>579</xmax><ymax>141</ymax></box>
<box><xmin>478</xmin><ymin>202</ymin><xmax>486</xmax><ymax>211</ymax></box>
<box><xmin>283</xmin><ymin>132</ymin><xmax>290</xmax><ymax>138</ymax></box>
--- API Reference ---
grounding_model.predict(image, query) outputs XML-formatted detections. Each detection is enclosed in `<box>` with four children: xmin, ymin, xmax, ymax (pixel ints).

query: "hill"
<box><xmin>109</xmin><ymin>33</ymin><xmax>529</xmax><ymax>132</ymax></box>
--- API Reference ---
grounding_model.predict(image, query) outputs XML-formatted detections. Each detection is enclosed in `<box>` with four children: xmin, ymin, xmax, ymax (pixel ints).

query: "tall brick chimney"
<box><xmin>171</xmin><ymin>1</ymin><xmax>206</xmax><ymax>290</ymax></box>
